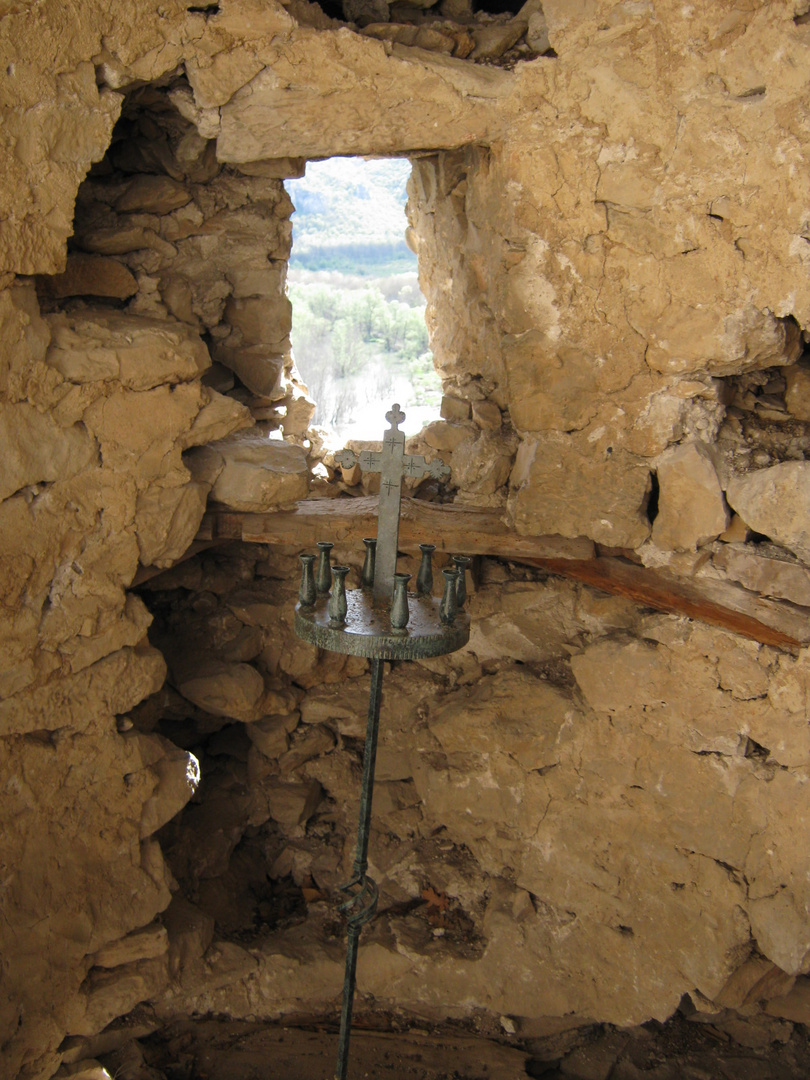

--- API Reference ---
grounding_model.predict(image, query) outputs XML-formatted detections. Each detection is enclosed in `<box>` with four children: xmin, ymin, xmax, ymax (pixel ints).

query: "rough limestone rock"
<box><xmin>279</xmin><ymin>380</ymin><xmax>316</xmax><ymax>438</ymax></box>
<box><xmin>36</xmin><ymin>254</ymin><xmax>138</xmax><ymax>300</ymax></box>
<box><xmin>55</xmin><ymin>594</ymin><xmax>154</xmax><ymax>676</ymax></box>
<box><xmin>176</xmin><ymin>661</ymin><xmax>267</xmax><ymax>722</ymax></box>
<box><xmin>184</xmin><ymin>386</ymin><xmax>254</xmax><ymax>448</ymax></box>
<box><xmin>202</xmin><ymin>431</ymin><xmax>310</xmax><ymax>511</ymax></box>
<box><xmin>0</xmin><ymin>644</ymin><xmax>166</xmax><ymax>737</ymax></box>
<box><xmin>785</xmin><ymin>361</ymin><xmax>810</xmax><ymax>422</ymax></box>
<box><xmin>526</xmin><ymin>8</ymin><xmax>550</xmax><ymax>53</ymax></box>
<box><xmin>471</xmin><ymin>399</ymin><xmax>502</xmax><ymax>430</ymax></box>
<box><xmin>0</xmin><ymin>281</ymin><xmax>52</xmax><ymax>400</ymax></box>
<box><xmin>767</xmin><ymin>977</ymin><xmax>810</xmax><ymax>1025</ymax></box>
<box><xmin>163</xmin><ymin>895</ymin><xmax>216</xmax><ymax>984</ymax></box>
<box><xmin>713</xmin><ymin>543</ymin><xmax>810</xmax><ymax>608</ymax></box>
<box><xmin>0</xmin><ymin>652</ymin><xmax>175</xmax><ymax>1076</ymax></box>
<box><xmin>646</xmin><ymin>306</ymin><xmax>801</xmax><ymax>378</ymax></box>
<box><xmin>0</xmin><ymin>56</ymin><xmax>121</xmax><ymax>275</ymax></box>
<box><xmin>567</xmin><ymin>627</ymin><xmax>810</xmax><ymax>979</ymax></box>
<box><xmin>743</xmin><ymin>766</ymin><xmax>810</xmax><ymax>974</ymax></box>
<box><xmin>91</xmin><ymin>924</ymin><xmax>168</xmax><ymax>969</ymax></box>
<box><xmin>450</xmin><ymin>428</ymin><xmax>516</xmax><ymax>504</ymax></box>
<box><xmin>441</xmin><ymin>394</ymin><xmax>471</xmax><ymax>421</ymax></box>
<box><xmin>727</xmin><ymin>463</ymin><xmax>810</xmax><ymax>565</ymax></box>
<box><xmin>136</xmin><ymin>733</ymin><xmax>201</xmax><ymax>838</ymax></box>
<box><xmin>177</xmin><ymin>0</ymin><xmax>296</xmax><ymax>109</ymax></box>
<box><xmin>166</xmin><ymin>631</ymin><xmax>792</xmax><ymax>1028</ymax></box>
<box><xmin>0</xmin><ymin>401</ymin><xmax>98</xmax><ymax>501</ymax></box>
<box><xmin>510</xmin><ymin>433</ymin><xmax>651</xmax><ymax>548</ymax></box>
<box><xmin>216</xmin><ymin>292</ymin><xmax>291</xmax><ymax>396</ymax></box>
<box><xmin>118</xmin><ymin>557</ymin><xmax>810</xmax><ymax>1042</ymax></box>
<box><xmin>652</xmin><ymin>441</ymin><xmax>729</xmax><ymax>552</ymax></box>
<box><xmin>44</xmin><ymin>310</ymin><xmax>211</xmax><ymax>390</ymax></box>
<box><xmin>0</xmin><ymin>261</ymin><xmax>249</xmax><ymax>1072</ymax></box>
<box><xmin>215</xmin><ymin>348</ymin><xmax>285</xmax><ymax>399</ymax></box>
<box><xmin>468</xmin><ymin>578</ymin><xmax>638</xmax><ymax>665</ymax></box>
<box><xmin>114</xmin><ymin>175</ymin><xmax>192</xmax><ymax>214</ymax></box>
<box><xmin>81</xmin><ymin>383</ymin><xmax>206</xmax><ymax>480</ymax></box>
<box><xmin>470</xmin><ymin>20</ymin><xmax>525</xmax><ymax>60</ymax></box>
<box><xmin>246</xmin><ymin>713</ymin><xmax>300</xmax><ymax>759</ymax></box>
<box><xmin>216</xmin><ymin>30</ymin><xmax>511</xmax><ymax>162</ymax></box>
<box><xmin>427</xmin><ymin>668</ymin><xmax>573</xmax><ymax>772</ymax></box>
<box><xmin>223</xmin><ymin>295</ymin><xmax>291</xmax><ymax>348</ymax></box>
<box><xmin>278</xmin><ymin>723</ymin><xmax>335</xmax><ymax>774</ymax></box>
<box><xmin>714</xmin><ymin>955</ymin><xmax>795</xmax><ymax>1013</ymax></box>
<box><xmin>134</xmin><ymin>481</ymin><xmax>210</xmax><ymax>568</ymax></box>
<box><xmin>71</xmin><ymin>956</ymin><xmax>170</xmax><ymax>1038</ymax></box>
<box><xmin>263</xmin><ymin>779</ymin><xmax>324</xmax><ymax>829</ymax></box>
<box><xmin>423</xmin><ymin>419</ymin><xmax>475</xmax><ymax>452</ymax></box>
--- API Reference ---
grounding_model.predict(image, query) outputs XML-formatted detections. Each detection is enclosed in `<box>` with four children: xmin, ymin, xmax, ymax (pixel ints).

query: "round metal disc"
<box><xmin>295</xmin><ymin>588</ymin><xmax>469</xmax><ymax>660</ymax></box>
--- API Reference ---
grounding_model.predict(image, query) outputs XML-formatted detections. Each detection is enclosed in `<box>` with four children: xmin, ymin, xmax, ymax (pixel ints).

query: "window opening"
<box><xmin>286</xmin><ymin>157</ymin><xmax>442</xmax><ymax>441</ymax></box>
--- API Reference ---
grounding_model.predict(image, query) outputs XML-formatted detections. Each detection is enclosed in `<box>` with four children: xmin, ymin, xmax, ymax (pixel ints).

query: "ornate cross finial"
<box><xmin>334</xmin><ymin>404</ymin><xmax>450</xmax><ymax>602</ymax></box>
<box><xmin>386</xmin><ymin>403</ymin><xmax>406</xmax><ymax>431</ymax></box>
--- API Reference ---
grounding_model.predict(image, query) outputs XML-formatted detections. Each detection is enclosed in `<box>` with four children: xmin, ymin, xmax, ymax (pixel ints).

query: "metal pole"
<box><xmin>335</xmin><ymin>657</ymin><xmax>385</xmax><ymax>1080</ymax></box>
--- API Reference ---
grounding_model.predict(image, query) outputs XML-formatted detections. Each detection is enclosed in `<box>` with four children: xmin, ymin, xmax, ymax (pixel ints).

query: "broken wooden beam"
<box><xmin>190</xmin><ymin>497</ymin><xmax>808</xmax><ymax>650</ymax></box>
<box><xmin>524</xmin><ymin>557</ymin><xmax>806</xmax><ymax>651</ymax></box>
<box><xmin>197</xmin><ymin>495</ymin><xmax>596</xmax><ymax>561</ymax></box>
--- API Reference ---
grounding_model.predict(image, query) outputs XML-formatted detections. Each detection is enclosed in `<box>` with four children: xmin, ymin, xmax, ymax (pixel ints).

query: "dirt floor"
<box><xmin>107</xmin><ymin>1010</ymin><xmax>810</xmax><ymax>1080</ymax></box>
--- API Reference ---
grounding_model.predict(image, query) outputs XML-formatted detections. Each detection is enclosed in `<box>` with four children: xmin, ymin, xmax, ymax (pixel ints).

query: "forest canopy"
<box><xmin>286</xmin><ymin>158</ymin><xmax>441</xmax><ymax>434</ymax></box>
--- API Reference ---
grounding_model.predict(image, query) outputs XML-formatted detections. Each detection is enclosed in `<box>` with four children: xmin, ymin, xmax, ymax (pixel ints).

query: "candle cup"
<box><xmin>391</xmin><ymin>572</ymin><xmax>411</xmax><ymax>633</ymax></box>
<box><xmin>328</xmin><ymin>565</ymin><xmax>350</xmax><ymax>626</ymax></box>
<box><xmin>315</xmin><ymin>541</ymin><xmax>334</xmax><ymax>594</ymax></box>
<box><xmin>452</xmin><ymin>555</ymin><xmax>471</xmax><ymax>609</ymax></box>
<box><xmin>440</xmin><ymin>568</ymin><xmax>459</xmax><ymax>625</ymax></box>
<box><xmin>416</xmin><ymin>543</ymin><xmax>435</xmax><ymax>596</ymax></box>
<box><xmin>298</xmin><ymin>553</ymin><xmax>316</xmax><ymax>607</ymax></box>
<box><xmin>361</xmin><ymin>538</ymin><xmax>377</xmax><ymax>590</ymax></box>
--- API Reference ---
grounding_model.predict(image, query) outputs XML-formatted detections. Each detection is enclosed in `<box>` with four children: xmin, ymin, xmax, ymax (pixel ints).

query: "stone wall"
<box><xmin>0</xmin><ymin>278</ymin><xmax>240</xmax><ymax>1077</ymax></box>
<box><xmin>4</xmin><ymin>0</ymin><xmax>810</xmax><ymax>1076</ymax></box>
<box><xmin>123</xmin><ymin>546</ymin><xmax>810</xmax><ymax>1041</ymax></box>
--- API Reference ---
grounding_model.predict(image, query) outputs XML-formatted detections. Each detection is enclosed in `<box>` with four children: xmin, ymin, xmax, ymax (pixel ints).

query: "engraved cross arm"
<box><xmin>335</xmin><ymin>448</ymin><xmax>449</xmax><ymax>481</ymax></box>
<box><xmin>335</xmin><ymin>449</ymin><xmax>382</xmax><ymax>471</ymax></box>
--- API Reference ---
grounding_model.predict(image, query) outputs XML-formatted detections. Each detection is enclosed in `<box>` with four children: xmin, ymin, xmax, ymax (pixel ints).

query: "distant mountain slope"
<box><xmin>286</xmin><ymin>157</ymin><xmax>417</xmax><ymax>275</ymax></box>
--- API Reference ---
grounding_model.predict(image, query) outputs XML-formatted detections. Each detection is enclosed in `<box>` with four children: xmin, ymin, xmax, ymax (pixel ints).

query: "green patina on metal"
<box><xmin>333</xmin><ymin>403</ymin><xmax>451</xmax><ymax>604</ymax></box>
<box><xmin>293</xmin><ymin>404</ymin><xmax>470</xmax><ymax>1080</ymax></box>
<box><xmin>294</xmin><ymin>588</ymin><xmax>469</xmax><ymax>659</ymax></box>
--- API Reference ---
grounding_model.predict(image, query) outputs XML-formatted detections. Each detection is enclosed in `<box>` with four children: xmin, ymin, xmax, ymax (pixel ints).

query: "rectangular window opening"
<box><xmin>285</xmin><ymin>156</ymin><xmax>442</xmax><ymax>442</ymax></box>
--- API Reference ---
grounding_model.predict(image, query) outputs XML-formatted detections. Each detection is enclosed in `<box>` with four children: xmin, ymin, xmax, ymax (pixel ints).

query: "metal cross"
<box><xmin>335</xmin><ymin>404</ymin><xmax>449</xmax><ymax>603</ymax></box>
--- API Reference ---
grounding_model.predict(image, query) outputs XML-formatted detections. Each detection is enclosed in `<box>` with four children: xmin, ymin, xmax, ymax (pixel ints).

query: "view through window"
<box><xmin>286</xmin><ymin>157</ymin><xmax>441</xmax><ymax>440</ymax></box>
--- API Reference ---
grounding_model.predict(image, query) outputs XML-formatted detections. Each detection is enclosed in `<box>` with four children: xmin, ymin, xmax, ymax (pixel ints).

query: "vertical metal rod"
<box><xmin>335</xmin><ymin>926</ymin><xmax>361</xmax><ymax>1080</ymax></box>
<box><xmin>335</xmin><ymin>657</ymin><xmax>385</xmax><ymax>1080</ymax></box>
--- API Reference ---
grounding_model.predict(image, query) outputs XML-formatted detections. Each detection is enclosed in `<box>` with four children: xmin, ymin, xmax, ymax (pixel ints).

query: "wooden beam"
<box><xmin>198</xmin><ymin>496</ymin><xmax>596</xmax><ymax>561</ymax></box>
<box><xmin>525</xmin><ymin>557</ymin><xmax>806</xmax><ymax>651</ymax></box>
<box><xmin>191</xmin><ymin>498</ymin><xmax>808</xmax><ymax>650</ymax></box>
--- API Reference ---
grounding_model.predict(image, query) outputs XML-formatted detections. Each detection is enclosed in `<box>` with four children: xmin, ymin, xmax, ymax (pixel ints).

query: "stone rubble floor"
<box><xmin>132</xmin><ymin>1013</ymin><xmax>810</xmax><ymax>1080</ymax></box>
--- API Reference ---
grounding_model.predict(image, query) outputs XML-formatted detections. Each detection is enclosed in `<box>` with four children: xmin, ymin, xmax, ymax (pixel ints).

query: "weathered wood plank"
<box><xmin>199</xmin><ymin>496</ymin><xmax>596</xmax><ymax>560</ymax></box>
<box><xmin>189</xmin><ymin>499</ymin><xmax>809</xmax><ymax>650</ymax></box>
<box><xmin>527</xmin><ymin>556</ymin><xmax>807</xmax><ymax>650</ymax></box>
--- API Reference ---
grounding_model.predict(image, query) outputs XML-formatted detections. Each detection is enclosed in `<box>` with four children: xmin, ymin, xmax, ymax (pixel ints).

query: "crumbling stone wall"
<box><xmin>0</xmin><ymin>279</ymin><xmax>242</xmax><ymax>1078</ymax></box>
<box><xmin>128</xmin><ymin>546</ymin><xmax>810</xmax><ymax>1040</ymax></box>
<box><xmin>4</xmin><ymin>0</ymin><xmax>810</xmax><ymax>1077</ymax></box>
<box><xmin>0</xmin><ymin>94</ymin><xmax>320</xmax><ymax>1080</ymax></box>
